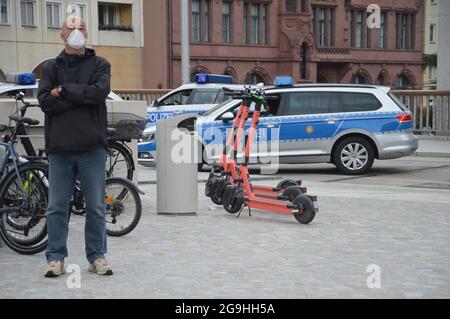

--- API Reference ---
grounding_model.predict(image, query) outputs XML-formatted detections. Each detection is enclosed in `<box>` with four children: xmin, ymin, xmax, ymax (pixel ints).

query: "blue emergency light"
<box><xmin>6</xmin><ymin>72</ymin><xmax>36</xmax><ymax>85</ymax></box>
<box><xmin>274</xmin><ymin>75</ymin><xmax>294</xmax><ymax>87</ymax></box>
<box><xmin>195</xmin><ymin>73</ymin><xmax>234</xmax><ymax>85</ymax></box>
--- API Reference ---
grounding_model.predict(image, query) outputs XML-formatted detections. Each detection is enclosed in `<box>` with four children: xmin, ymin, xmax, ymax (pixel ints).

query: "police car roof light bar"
<box><xmin>195</xmin><ymin>73</ymin><xmax>234</xmax><ymax>85</ymax></box>
<box><xmin>274</xmin><ymin>75</ymin><xmax>294</xmax><ymax>87</ymax></box>
<box><xmin>6</xmin><ymin>73</ymin><xmax>36</xmax><ymax>85</ymax></box>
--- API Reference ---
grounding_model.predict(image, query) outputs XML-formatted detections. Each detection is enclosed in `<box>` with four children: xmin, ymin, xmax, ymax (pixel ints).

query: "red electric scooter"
<box><xmin>205</xmin><ymin>87</ymin><xmax>318</xmax><ymax>224</ymax></box>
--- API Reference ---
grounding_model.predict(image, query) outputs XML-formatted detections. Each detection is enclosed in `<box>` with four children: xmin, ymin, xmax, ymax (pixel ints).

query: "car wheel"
<box><xmin>333</xmin><ymin>137</ymin><xmax>374</xmax><ymax>175</ymax></box>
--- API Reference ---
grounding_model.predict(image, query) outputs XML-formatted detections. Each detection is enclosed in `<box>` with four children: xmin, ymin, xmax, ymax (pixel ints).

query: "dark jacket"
<box><xmin>38</xmin><ymin>48</ymin><xmax>111</xmax><ymax>154</ymax></box>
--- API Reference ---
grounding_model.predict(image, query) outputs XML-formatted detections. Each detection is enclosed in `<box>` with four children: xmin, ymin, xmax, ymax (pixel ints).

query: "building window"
<box><xmin>351</xmin><ymin>73</ymin><xmax>368</xmax><ymax>84</ymax></box>
<box><xmin>251</xmin><ymin>4</ymin><xmax>260</xmax><ymax>44</ymax></box>
<box><xmin>243</xmin><ymin>1</ymin><xmax>269</xmax><ymax>45</ymax></box>
<box><xmin>204</xmin><ymin>0</ymin><xmax>210</xmax><ymax>42</ymax></box>
<box><xmin>299</xmin><ymin>43</ymin><xmax>307</xmax><ymax>80</ymax></box>
<box><xmin>262</xmin><ymin>4</ymin><xmax>269</xmax><ymax>45</ymax></box>
<box><xmin>355</xmin><ymin>11</ymin><xmax>362</xmax><ymax>48</ymax></box>
<box><xmin>99</xmin><ymin>3</ymin><xmax>133</xmax><ymax>31</ymax></box>
<box><xmin>379</xmin><ymin>12</ymin><xmax>386</xmax><ymax>48</ymax></box>
<box><xmin>68</xmin><ymin>3</ymin><xmax>86</xmax><ymax>20</ymax></box>
<box><xmin>222</xmin><ymin>1</ymin><xmax>232</xmax><ymax>43</ymax></box>
<box><xmin>0</xmin><ymin>0</ymin><xmax>10</xmax><ymax>25</ymax></box>
<box><xmin>20</xmin><ymin>0</ymin><xmax>37</xmax><ymax>27</ymax></box>
<box><xmin>192</xmin><ymin>0</ymin><xmax>200</xmax><ymax>42</ymax></box>
<box><xmin>395</xmin><ymin>74</ymin><xmax>413</xmax><ymax>89</ymax></box>
<box><xmin>244</xmin><ymin>71</ymin><xmax>266</xmax><ymax>85</ymax></box>
<box><xmin>243</xmin><ymin>2</ymin><xmax>248</xmax><ymax>43</ymax></box>
<box><xmin>376</xmin><ymin>72</ymin><xmax>388</xmax><ymax>86</ymax></box>
<box><xmin>396</xmin><ymin>13</ymin><xmax>414</xmax><ymax>49</ymax></box>
<box><xmin>313</xmin><ymin>7</ymin><xmax>333</xmax><ymax>47</ymax></box>
<box><xmin>428</xmin><ymin>65</ymin><xmax>435</xmax><ymax>81</ymax></box>
<box><xmin>301</xmin><ymin>0</ymin><xmax>307</xmax><ymax>13</ymax></box>
<box><xmin>286</xmin><ymin>0</ymin><xmax>297</xmax><ymax>13</ymax></box>
<box><xmin>46</xmin><ymin>2</ymin><xmax>62</xmax><ymax>28</ymax></box>
<box><xmin>429</xmin><ymin>23</ymin><xmax>436</xmax><ymax>43</ymax></box>
<box><xmin>192</xmin><ymin>0</ymin><xmax>210</xmax><ymax>43</ymax></box>
<box><xmin>430</xmin><ymin>0</ymin><xmax>437</xmax><ymax>4</ymax></box>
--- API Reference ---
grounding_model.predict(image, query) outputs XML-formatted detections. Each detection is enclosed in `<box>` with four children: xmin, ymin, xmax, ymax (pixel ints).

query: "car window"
<box><xmin>190</xmin><ymin>89</ymin><xmax>219</xmax><ymax>104</ymax></box>
<box><xmin>0</xmin><ymin>88</ymin><xmax>37</xmax><ymax>98</ymax></box>
<box><xmin>215</xmin><ymin>90</ymin><xmax>232</xmax><ymax>104</ymax></box>
<box><xmin>282</xmin><ymin>92</ymin><xmax>331</xmax><ymax>116</ymax></box>
<box><xmin>336</xmin><ymin>92</ymin><xmax>381</xmax><ymax>112</ymax></box>
<box><xmin>388</xmin><ymin>92</ymin><xmax>409</xmax><ymax>112</ymax></box>
<box><xmin>159</xmin><ymin>89</ymin><xmax>194</xmax><ymax>106</ymax></box>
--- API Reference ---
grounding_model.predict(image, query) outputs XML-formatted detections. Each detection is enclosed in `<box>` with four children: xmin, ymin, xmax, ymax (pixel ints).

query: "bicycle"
<box><xmin>0</xmin><ymin>101</ymin><xmax>49</xmax><ymax>254</ymax></box>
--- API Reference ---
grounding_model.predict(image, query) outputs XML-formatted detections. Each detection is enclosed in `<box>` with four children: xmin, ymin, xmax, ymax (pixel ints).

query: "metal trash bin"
<box><xmin>157</xmin><ymin>114</ymin><xmax>198</xmax><ymax>215</ymax></box>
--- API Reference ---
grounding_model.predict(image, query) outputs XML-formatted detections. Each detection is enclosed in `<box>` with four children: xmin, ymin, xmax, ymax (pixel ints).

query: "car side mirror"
<box><xmin>220</xmin><ymin>112</ymin><xmax>235</xmax><ymax>121</ymax></box>
<box><xmin>152</xmin><ymin>99</ymin><xmax>160</xmax><ymax>107</ymax></box>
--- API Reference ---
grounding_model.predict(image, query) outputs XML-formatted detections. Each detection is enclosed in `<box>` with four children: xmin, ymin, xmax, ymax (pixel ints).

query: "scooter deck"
<box><xmin>245</xmin><ymin>197</ymin><xmax>299</xmax><ymax>215</ymax></box>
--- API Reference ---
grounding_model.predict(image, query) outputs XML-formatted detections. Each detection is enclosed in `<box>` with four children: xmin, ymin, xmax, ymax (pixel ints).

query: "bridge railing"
<box><xmin>114</xmin><ymin>89</ymin><xmax>171</xmax><ymax>106</ymax></box>
<box><xmin>392</xmin><ymin>90</ymin><xmax>450</xmax><ymax>136</ymax></box>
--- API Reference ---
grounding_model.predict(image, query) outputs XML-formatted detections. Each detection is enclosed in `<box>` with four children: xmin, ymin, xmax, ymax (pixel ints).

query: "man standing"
<box><xmin>38</xmin><ymin>15</ymin><xmax>113</xmax><ymax>277</ymax></box>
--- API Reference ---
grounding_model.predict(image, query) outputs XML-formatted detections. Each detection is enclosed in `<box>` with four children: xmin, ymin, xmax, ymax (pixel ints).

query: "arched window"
<box><xmin>299</xmin><ymin>42</ymin><xmax>308</xmax><ymax>80</ymax></box>
<box><xmin>376</xmin><ymin>72</ymin><xmax>388</xmax><ymax>86</ymax></box>
<box><xmin>244</xmin><ymin>71</ymin><xmax>266</xmax><ymax>85</ymax></box>
<box><xmin>351</xmin><ymin>73</ymin><xmax>368</xmax><ymax>84</ymax></box>
<box><xmin>223</xmin><ymin>66</ymin><xmax>237</xmax><ymax>83</ymax></box>
<box><xmin>395</xmin><ymin>74</ymin><xmax>413</xmax><ymax>89</ymax></box>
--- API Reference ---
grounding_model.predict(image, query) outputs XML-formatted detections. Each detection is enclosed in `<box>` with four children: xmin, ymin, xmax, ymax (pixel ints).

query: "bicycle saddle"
<box><xmin>9</xmin><ymin>116</ymin><xmax>40</xmax><ymax>126</ymax></box>
<box><xmin>107</xmin><ymin>127</ymin><xmax>117</xmax><ymax>138</ymax></box>
<box><xmin>0</xmin><ymin>124</ymin><xmax>8</xmax><ymax>132</ymax></box>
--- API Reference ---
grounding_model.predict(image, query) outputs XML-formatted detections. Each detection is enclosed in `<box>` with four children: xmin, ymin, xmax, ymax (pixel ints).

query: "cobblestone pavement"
<box><xmin>1</xmin><ymin>157</ymin><xmax>450</xmax><ymax>299</ymax></box>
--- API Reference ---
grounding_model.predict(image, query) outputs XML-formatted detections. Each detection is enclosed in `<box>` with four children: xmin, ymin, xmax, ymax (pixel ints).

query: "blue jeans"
<box><xmin>46</xmin><ymin>148</ymin><xmax>107</xmax><ymax>264</ymax></box>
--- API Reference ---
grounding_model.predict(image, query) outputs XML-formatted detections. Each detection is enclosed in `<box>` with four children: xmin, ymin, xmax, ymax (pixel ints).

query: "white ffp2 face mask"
<box><xmin>66</xmin><ymin>29</ymin><xmax>87</xmax><ymax>49</ymax></box>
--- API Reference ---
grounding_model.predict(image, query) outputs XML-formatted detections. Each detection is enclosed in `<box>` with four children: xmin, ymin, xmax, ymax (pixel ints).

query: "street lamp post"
<box><xmin>181</xmin><ymin>0</ymin><xmax>190</xmax><ymax>84</ymax></box>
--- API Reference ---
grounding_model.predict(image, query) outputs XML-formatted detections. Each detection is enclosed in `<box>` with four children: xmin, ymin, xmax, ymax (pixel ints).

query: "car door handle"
<box><xmin>326</xmin><ymin>117</ymin><xmax>339</xmax><ymax>124</ymax></box>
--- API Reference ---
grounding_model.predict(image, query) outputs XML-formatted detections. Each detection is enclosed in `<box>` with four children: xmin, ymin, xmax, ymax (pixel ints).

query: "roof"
<box><xmin>264</xmin><ymin>83</ymin><xmax>389</xmax><ymax>90</ymax></box>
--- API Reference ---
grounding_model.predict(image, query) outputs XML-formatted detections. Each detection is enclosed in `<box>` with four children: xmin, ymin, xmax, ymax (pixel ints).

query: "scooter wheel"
<box><xmin>205</xmin><ymin>175</ymin><xmax>215</xmax><ymax>197</ymax></box>
<box><xmin>292</xmin><ymin>194</ymin><xmax>316</xmax><ymax>224</ymax></box>
<box><xmin>211</xmin><ymin>180</ymin><xmax>228</xmax><ymax>205</ymax></box>
<box><xmin>276</xmin><ymin>179</ymin><xmax>299</xmax><ymax>190</ymax></box>
<box><xmin>282</xmin><ymin>186</ymin><xmax>304</xmax><ymax>201</ymax></box>
<box><xmin>222</xmin><ymin>185</ymin><xmax>244</xmax><ymax>214</ymax></box>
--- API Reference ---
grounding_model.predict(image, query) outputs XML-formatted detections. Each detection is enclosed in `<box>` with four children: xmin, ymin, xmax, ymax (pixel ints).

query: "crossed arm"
<box><xmin>38</xmin><ymin>60</ymin><xmax>111</xmax><ymax>116</ymax></box>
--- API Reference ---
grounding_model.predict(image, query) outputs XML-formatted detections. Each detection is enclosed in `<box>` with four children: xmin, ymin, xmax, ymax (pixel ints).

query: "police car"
<box><xmin>139</xmin><ymin>76</ymin><xmax>418</xmax><ymax>175</ymax></box>
<box><xmin>146</xmin><ymin>74</ymin><xmax>248</xmax><ymax>125</ymax></box>
<box><xmin>0</xmin><ymin>72</ymin><xmax>123</xmax><ymax>100</ymax></box>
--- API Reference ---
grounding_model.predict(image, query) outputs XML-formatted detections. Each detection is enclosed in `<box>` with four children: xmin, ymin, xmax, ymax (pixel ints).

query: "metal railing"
<box><xmin>114</xmin><ymin>88</ymin><xmax>450</xmax><ymax>136</ymax></box>
<box><xmin>114</xmin><ymin>89</ymin><xmax>171</xmax><ymax>106</ymax></box>
<box><xmin>392</xmin><ymin>90</ymin><xmax>450</xmax><ymax>136</ymax></box>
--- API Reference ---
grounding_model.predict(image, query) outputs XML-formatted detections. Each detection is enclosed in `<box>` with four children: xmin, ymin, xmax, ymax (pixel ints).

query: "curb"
<box><xmin>413</xmin><ymin>152</ymin><xmax>450</xmax><ymax>158</ymax></box>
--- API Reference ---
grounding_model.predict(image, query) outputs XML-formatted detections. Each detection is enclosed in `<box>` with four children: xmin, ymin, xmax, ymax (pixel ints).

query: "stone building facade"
<box><xmin>143</xmin><ymin>0</ymin><xmax>424</xmax><ymax>89</ymax></box>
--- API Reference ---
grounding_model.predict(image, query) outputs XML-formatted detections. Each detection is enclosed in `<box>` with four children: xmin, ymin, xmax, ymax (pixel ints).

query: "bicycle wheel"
<box><xmin>105</xmin><ymin>177</ymin><xmax>141</xmax><ymax>237</ymax></box>
<box><xmin>106</xmin><ymin>141</ymin><xmax>134</xmax><ymax>181</ymax></box>
<box><xmin>0</xmin><ymin>162</ymin><xmax>48</xmax><ymax>255</ymax></box>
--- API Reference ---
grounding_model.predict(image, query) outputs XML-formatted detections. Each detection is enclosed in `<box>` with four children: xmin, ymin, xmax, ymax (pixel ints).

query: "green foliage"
<box><xmin>423</xmin><ymin>54</ymin><xmax>437</xmax><ymax>69</ymax></box>
<box><xmin>99</xmin><ymin>24</ymin><xmax>133</xmax><ymax>32</ymax></box>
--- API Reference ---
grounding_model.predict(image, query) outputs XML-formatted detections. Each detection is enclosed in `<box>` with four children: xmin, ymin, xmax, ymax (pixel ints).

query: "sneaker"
<box><xmin>45</xmin><ymin>260</ymin><xmax>65</xmax><ymax>278</ymax></box>
<box><xmin>89</xmin><ymin>258</ymin><xmax>113</xmax><ymax>275</ymax></box>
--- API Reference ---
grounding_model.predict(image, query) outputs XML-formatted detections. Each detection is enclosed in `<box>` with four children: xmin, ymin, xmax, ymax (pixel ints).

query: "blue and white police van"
<box><xmin>139</xmin><ymin>76</ymin><xmax>418</xmax><ymax>175</ymax></box>
<box><xmin>139</xmin><ymin>74</ymin><xmax>249</xmax><ymax>164</ymax></box>
<box><xmin>145</xmin><ymin>74</ymin><xmax>247</xmax><ymax>125</ymax></box>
